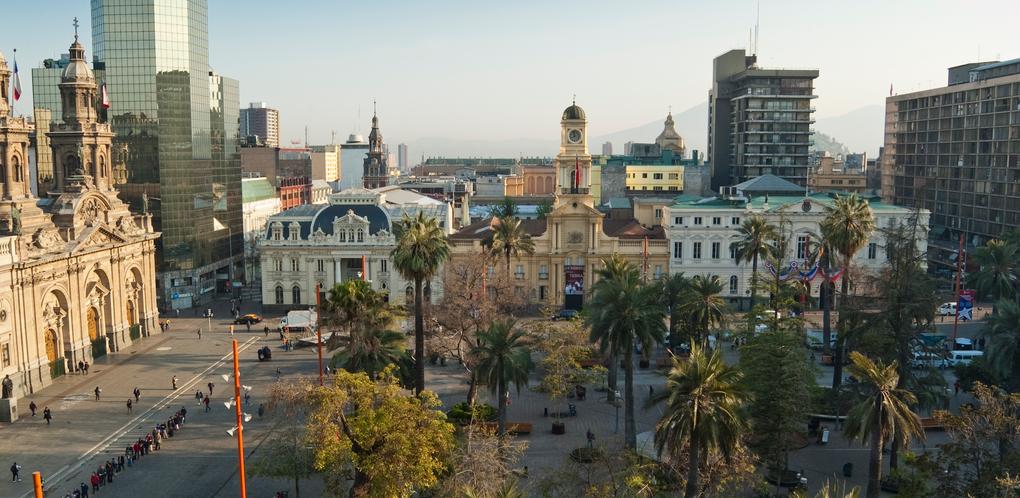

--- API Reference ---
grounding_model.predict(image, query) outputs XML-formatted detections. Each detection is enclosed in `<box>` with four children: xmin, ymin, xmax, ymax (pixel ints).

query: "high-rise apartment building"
<box><xmin>240</xmin><ymin>102</ymin><xmax>280</xmax><ymax>148</ymax></box>
<box><xmin>310</xmin><ymin>144</ymin><xmax>341</xmax><ymax>182</ymax></box>
<box><xmin>602</xmin><ymin>141</ymin><xmax>613</xmax><ymax>156</ymax></box>
<box><xmin>708</xmin><ymin>49</ymin><xmax>818</xmax><ymax>190</ymax></box>
<box><xmin>91</xmin><ymin>0</ymin><xmax>243</xmax><ymax>308</ymax></box>
<box><xmin>882</xmin><ymin>57</ymin><xmax>1020</xmax><ymax>272</ymax></box>
<box><xmin>398</xmin><ymin>143</ymin><xmax>408</xmax><ymax>171</ymax></box>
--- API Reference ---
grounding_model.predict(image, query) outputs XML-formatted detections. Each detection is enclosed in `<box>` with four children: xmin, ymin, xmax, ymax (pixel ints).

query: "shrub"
<box><xmin>446</xmin><ymin>402</ymin><xmax>497</xmax><ymax>424</ymax></box>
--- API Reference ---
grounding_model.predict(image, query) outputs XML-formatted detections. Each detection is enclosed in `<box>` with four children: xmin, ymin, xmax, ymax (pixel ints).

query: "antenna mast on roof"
<box><xmin>753</xmin><ymin>1</ymin><xmax>760</xmax><ymax>56</ymax></box>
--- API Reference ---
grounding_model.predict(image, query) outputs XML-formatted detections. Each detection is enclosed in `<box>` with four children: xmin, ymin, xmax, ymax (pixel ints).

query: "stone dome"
<box><xmin>562</xmin><ymin>103</ymin><xmax>585</xmax><ymax>121</ymax></box>
<box><xmin>62</xmin><ymin>41</ymin><xmax>94</xmax><ymax>82</ymax></box>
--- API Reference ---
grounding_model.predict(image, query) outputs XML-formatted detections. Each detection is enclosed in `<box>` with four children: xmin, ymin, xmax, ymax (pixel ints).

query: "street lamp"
<box><xmin>230</xmin><ymin>340</ymin><xmax>248</xmax><ymax>498</ymax></box>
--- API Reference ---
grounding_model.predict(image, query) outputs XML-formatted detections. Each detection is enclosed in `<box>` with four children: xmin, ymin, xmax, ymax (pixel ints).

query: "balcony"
<box><xmin>559</xmin><ymin>187</ymin><xmax>591</xmax><ymax>195</ymax></box>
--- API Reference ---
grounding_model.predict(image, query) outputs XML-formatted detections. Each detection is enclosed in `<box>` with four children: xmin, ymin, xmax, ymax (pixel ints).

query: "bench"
<box><xmin>579</xmin><ymin>358</ymin><xmax>603</xmax><ymax>368</ymax></box>
<box><xmin>920</xmin><ymin>417</ymin><xmax>944</xmax><ymax>431</ymax></box>
<box><xmin>478</xmin><ymin>422</ymin><xmax>533</xmax><ymax>435</ymax></box>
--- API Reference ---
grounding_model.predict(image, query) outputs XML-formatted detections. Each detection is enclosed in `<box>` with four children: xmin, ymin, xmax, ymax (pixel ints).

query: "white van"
<box><xmin>938</xmin><ymin>302</ymin><xmax>957</xmax><ymax>316</ymax></box>
<box><xmin>910</xmin><ymin>351</ymin><xmax>947</xmax><ymax>369</ymax></box>
<box><xmin>947</xmin><ymin>350</ymin><xmax>983</xmax><ymax>366</ymax></box>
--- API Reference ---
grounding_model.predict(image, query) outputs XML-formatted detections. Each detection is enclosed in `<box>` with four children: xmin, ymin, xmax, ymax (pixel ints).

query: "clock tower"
<box><xmin>555</xmin><ymin>99</ymin><xmax>592</xmax><ymax>206</ymax></box>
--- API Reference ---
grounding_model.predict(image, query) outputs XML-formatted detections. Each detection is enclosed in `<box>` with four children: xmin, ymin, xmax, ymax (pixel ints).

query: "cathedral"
<box><xmin>0</xmin><ymin>36</ymin><xmax>159</xmax><ymax>410</ymax></box>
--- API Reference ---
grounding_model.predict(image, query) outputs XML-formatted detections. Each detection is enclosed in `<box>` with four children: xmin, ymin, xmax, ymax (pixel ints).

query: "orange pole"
<box><xmin>315</xmin><ymin>283</ymin><xmax>323</xmax><ymax>386</ymax></box>
<box><xmin>232</xmin><ymin>339</ymin><xmax>248</xmax><ymax>498</ymax></box>
<box><xmin>361</xmin><ymin>255</ymin><xmax>367</xmax><ymax>280</ymax></box>
<box><xmin>32</xmin><ymin>471</ymin><xmax>42</xmax><ymax>498</ymax></box>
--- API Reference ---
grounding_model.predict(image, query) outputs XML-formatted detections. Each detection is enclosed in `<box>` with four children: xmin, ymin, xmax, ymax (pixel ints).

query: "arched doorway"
<box><xmin>87</xmin><ymin>307</ymin><xmax>106</xmax><ymax>358</ymax></box>
<box><xmin>45</xmin><ymin>329</ymin><xmax>65</xmax><ymax>379</ymax></box>
<box><xmin>127</xmin><ymin>300</ymin><xmax>140</xmax><ymax>340</ymax></box>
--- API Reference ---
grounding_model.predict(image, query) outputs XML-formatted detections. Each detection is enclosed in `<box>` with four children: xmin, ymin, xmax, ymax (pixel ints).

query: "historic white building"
<box><xmin>0</xmin><ymin>39</ymin><xmax>159</xmax><ymax>407</ymax></box>
<box><xmin>258</xmin><ymin>188</ymin><xmax>444</xmax><ymax>310</ymax></box>
<box><xmin>668</xmin><ymin>179</ymin><xmax>928</xmax><ymax>310</ymax></box>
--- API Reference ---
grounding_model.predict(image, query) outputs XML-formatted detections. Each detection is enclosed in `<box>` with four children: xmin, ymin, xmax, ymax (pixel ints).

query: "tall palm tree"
<box><xmin>843</xmin><ymin>352</ymin><xmax>924</xmax><ymax>498</ymax></box>
<box><xmin>682</xmin><ymin>275</ymin><xmax>727</xmax><ymax>349</ymax></box>
<box><xmin>659</xmin><ymin>272</ymin><xmax>690</xmax><ymax>353</ymax></box>
<box><xmin>806</xmin><ymin>234</ymin><xmax>838</xmax><ymax>355</ymax></box>
<box><xmin>820</xmin><ymin>193</ymin><xmax>875</xmax><ymax>389</ymax></box>
<box><xmin>649</xmin><ymin>344</ymin><xmax>747</xmax><ymax>498</ymax></box>
<box><xmin>321</xmin><ymin>280</ymin><xmax>392</xmax><ymax>351</ymax></box>
<box><xmin>472</xmin><ymin>319</ymin><xmax>533</xmax><ymax>436</ymax></box>
<box><xmin>597</xmin><ymin>253</ymin><xmax>634</xmax><ymax>403</ymax></box>
<box><xmin>486</xmin><ymin>216</ymin><xmax>536</xmax><ymax>276</ymax></box>
<box><xmin>331</xmin><ymin>328</ymin><xmax>410</xmax><ymax>381</ymax></box>
<box><xmin>981</xmin><ymin>299</ymin><xmax>1020</xmax><ymax>390</ymax></box>
<box><xmin>392</xmin><ymin>212</ymin><xmax>450</xmax><ymax>395</ymax></box>
<box><xmin>967</xmin><ymin>238</ymin><xmax>1020</xmax><ymax>314</ymax></box>
<box><xmin>733</xmin><ymin>216</ymin><xmax>779</xmax><ymax>307</ymax></box>
<box><xmin>588</xmin><ymin>254</ymin><xmax>667</xmax><ymax>449</ymax></box>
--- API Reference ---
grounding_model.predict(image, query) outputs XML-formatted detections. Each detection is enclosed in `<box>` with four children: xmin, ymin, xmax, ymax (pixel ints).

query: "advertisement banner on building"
<box><xmin>564</xmin><ymin>265</ymin><xmax>584</xmax><ymax>295</ymax></box>
<box><xmin>958</xmin><ymin>289</ymin><xmax>976</xmax><ymax>321</ymax></box>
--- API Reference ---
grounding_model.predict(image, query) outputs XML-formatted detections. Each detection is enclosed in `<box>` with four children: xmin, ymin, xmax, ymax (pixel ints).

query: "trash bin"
<box><xmin>843</xmin><ymin>462</ymin><xmax>853</xmax><ymax>477</ymax></box>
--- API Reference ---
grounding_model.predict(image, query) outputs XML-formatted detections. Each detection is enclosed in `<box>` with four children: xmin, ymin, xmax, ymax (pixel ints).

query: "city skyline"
<box><xmin>4</xmin><ymin>0</ymin><xmax>1019</xmax><ymax>155</ymax></box>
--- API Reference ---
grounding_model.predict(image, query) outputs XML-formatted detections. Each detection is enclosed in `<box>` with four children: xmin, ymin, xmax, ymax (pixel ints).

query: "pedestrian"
<box><xmin>203</xmin><ymin>395</ymin><xmax>211</xmax><ymax>413</ymax></box>
<box><xmin>955</xmin><ymin>379</ymin><xmax>961</xmax><ymax>396</ymax></box>
<box><xmin>197</xmin><ymin>328</ymin><xmax>202</xmax><ymax>339</ymax></box>
<box><xmin>77</xmin><ymin>360</ymin><xmax>85</xmax><ymax>375</ymax></box>
<box><xmin>257</xmin><ymin>403</ymin><xmax>265</xmax><ymax>418</ymax></box>
<box><xmin>90</xmin><ymin>473</ymin><xmax>99</xmax><ymax>493</ymax></box>
<box><xmin>83</xmin><ymin>361</ymin><xmax>89</xmax><ymax>375</ymax></box>
<box><xmin>43</xmin><ymin>407</ymin><xmax>52</xmax><ymax>425</ymax></box>
<box><xmin>230</xmin><ymin>325</ymin><xmax>235</xmax><ymax>337</ymax></box>
<box><xmin>126</xmin><ymin>399</ymin><xmax>133</xmax><ymax>414</ymax></box>
<box><xmin>172</xmin><ymin>375</ymin><xmax>178</xmax><ymax>390</ymax></box>
<box><xmin>264</xmin><ymin>325</ymin><xmax>269</xmax><ymax>337</ymax></box>
<box><xmin>175</xmin><ymin>308</ymin><xmax>180</xmax><ymax>318</ymax></box>
<box><xmin>275</xmin><ymin>368</ymin><xmax>281</xmax><ymax>380</ymax></box>
<box><xmin>133</xmin><ymin>387</ymin><xmax>141</xmax><ymax>402</ymax></box>
<box><xmin>207</xmin><ymin>382</ymin><xmax>214</xmax><ymax>396</ymax></box>
<box><xmin>244</xmin><ymin>391</ymin><xmax>250</xmax><ymax>408</ymax></box>
<box><xmin>10</xmin><ymin>462</ymin><xmax>21</xmax><ymax>482</ymax></box>
<box><xmin>94</xmin><ymin>386</ymin><xmax>101</xmax><ymax>401</ymax></box>
<box><xmin>80</xmin><ymin>481</ymin><xmax>89</xmax><ymax>498</ymax></box>
<box><xmin>28</xmin><ymin>400</ymin><xmax>37</xmax><ymax>417</ymax></box>
<box><xmin>246</xmin><ymin>322</ymin><xmax>251</xmax><ymax>332</ymax></box>
<box><xmin>97</xmin><ymin>466</ymin><xmax>105</xmax><ymax>485</ymax></box>
<box><xmin>117</xmin><ymin>456</ymin><xmax>124</xmax><ymax>472</ymax></box>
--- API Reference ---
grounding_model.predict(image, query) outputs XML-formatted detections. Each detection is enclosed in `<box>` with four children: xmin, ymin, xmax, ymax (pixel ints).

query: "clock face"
<box><xmin>568</xmin><ymin>129</ymin><xmax>582</xmax><ymax>144</ymax></box>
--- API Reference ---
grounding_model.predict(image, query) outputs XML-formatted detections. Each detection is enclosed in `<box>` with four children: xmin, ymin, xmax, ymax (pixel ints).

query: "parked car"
<box><xmin>953</xmin><ymin>337</ymin><xmax>974</xmax><ymax>350</ymax></box>
<box><xmin>937</xmin><ymin>302</ymin><xmax>957</xmax><ymax>316</ymax></box>
<box><xmin>551</xmin><ymin>309</ymin><xmax>579</xmax><ymax>321</ymax></box>
<box><xmin>234</xmin><ymin>313</ymin><xmax>262</xmax><ymax>325</ymax></box>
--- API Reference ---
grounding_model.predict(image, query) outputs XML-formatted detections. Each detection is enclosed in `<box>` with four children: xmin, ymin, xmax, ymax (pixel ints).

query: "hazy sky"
<box><xmin>5</xmin><ymin>0</ymin><xmax>1019</xmax><ymax>148</ymax></box>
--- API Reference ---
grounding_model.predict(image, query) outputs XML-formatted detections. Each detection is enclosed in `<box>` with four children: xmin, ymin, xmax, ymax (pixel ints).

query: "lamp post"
<box><xmin>231</xmin><ymin>339</ymin><xmax>248</xmax><ymax>498</ymax></box>
<box><xmin>612</xmin><ymin>391</ymin><xmax>621</xmax><ymax>434</ymax></box>
<box><xmin>315</xmin><ymin>283</ymin><xmax>323</xmax><ymax>386</ymax></box>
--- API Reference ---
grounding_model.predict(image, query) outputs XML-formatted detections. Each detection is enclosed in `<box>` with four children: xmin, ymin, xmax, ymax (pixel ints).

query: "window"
<box><xmin>654</xmin><ymin>208</ymin><xmax>663</xmax><ymax>219</ymax></box>
<box><xmin>642</xmin><ymin>173</ymin><xmax>648</xmax><ymax>178</ymax></box>
<box><xmin>712</xmin><ymin>217</ymin><xmax>721</xmax><ymax>225</ymax></box>
<box><xmin>711</xmin><ymin>242</ymin><xmax>721</xmax><ymax>259</ymax></box>
<box><xmin>868</xmin><ymin>242</ymin><xmax>877</xmax><ymax>259</ymax></box>
<box><xmin>796</xmin><ymin>235</ymin><xmax>809</xmax><ymax>259</ymax></box>
<box><xmin>357</xmin><ymin>228</ymin><xmax>364</xmax><ymax>242</ymax></box>
<box><xmin>729</xmin><ymin>276</ymin><xmax>738</xmax><ymax>294</ymax></box>
<box><xmin>668</xmin><ymin>173</ymin><xmax>679</xmax><ymax>180</ymax></box>
<box><xmin>1</xmin><ymin>343</ymin><xmax>9</xmax><ymax>368</ymax></box>
<box><xmin>316</xmin><ymin>259</ymin><xmax>324</xmax><ymax>272</ymax></box>
<box><xmin>673</xmin><ymin>241</ymin><xmax>683</xmax><ymax>259</ymax></box>
<box><xmin>730</xmin><ymin>244</ymin><xmax>738</xmax><ymax>261</ymax></box>
<box><xmin>515</xmin><ymin>264</ymin><xmax>525</xmax><ymax>280</ymax></box>
<box><xmin>274</xmin><ymin>286</ymin><xmax>284</xmax><ymax>304</ymax></box>
<box><xmin>693</xmin><ymin>242</ymin><xmax>702</xmax><ymax>259</ymax></box>
<box><xmin>673</xmin><ymin>216</ymin><xmax>684</xmax><ymax>225</ymax></box>
<box><xmin>731</xmin><ymin>217</ymin><xmax>740</xmax><ymax>225</ymax></box>
<box><xmin>654</xmin><ymin>265</ymin><xmax>663</xmax><ymax>279</ymax></box>
<box><xmin>539</xmin><ymin>264</ymin><xmax>549</xmax><ymax>280</ymax></box>
<box><xmin>291</xmin><ymin>258</ymin><xmax>299</xmax><ymax>272</ymax></box>
<box><xmin>274</xmin><ymin>259</ymin><xmax>282</xmax><ymax>272</ymax></box>
<box><xmin>339</xmin><ymin>230</ymin><xmax>346</xmax><ymax>242</ymax></box>
<box><xmin>348</xmin><ymin>229</ymin><xmax>355</xmax><ymax>242</ymax></box>
<box><xmin>380</xmin><ymin>260</ymin><xmax>387</xmax><ymax>273</ymax></box>
<box><xmin>694</xmin><ymin>217</ymin><xmax>703</xmax><ymax>225</ymax></box>
<box><xmin>272</xmin><ymin>226</ymin><xmax>281</xmax><ymax>240</ymax></box>
<box><xmin>653</xmin><ymin>173</ymin><xmax>663</xmax><ymax>180</ymax></box>
<box><xmin>292</xmin><ymin>286</ymin><xmax>301</xmax><ymax>304</ymax></box>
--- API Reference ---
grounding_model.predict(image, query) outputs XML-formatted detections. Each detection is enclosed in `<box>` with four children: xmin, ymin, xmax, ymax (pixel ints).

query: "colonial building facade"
<box><xmin>258</xmin><ymin>188</ymin><xmax>441</xmax><ymax>310</ymax></box>
<box><xmin>667</xmin><ymin>187</ymin><xmax>928</xmax><ymax>310</ymax></box>
<box><xmin>0</xmin><ymin>39</ymin><xmax>159</xmax><ymax>404</ymax></box>
<box><xmin>449</xmin><ymin>102</ymin><xmax>669</xmax><ymax>310</ymax></box>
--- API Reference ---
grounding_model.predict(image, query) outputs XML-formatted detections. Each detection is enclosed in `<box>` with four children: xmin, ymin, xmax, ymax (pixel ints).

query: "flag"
<box><xmin>574</xmin><ymin>154</ymin><xmax>580</xmax><ymax>190</ymax></box>
<box><xmin>889</xmin><ymin>83</ymin><xmax>893</xmax><ymax>96</ymax></box>
<box><xmin>101</xmin><ymin>82</ymin><xmax>111</xmax><ymax>109</ymax></box>
<box><xmin>11</xmin><ymin>49</ymin><xmax>22</xmax><ymax>101</ymax></box>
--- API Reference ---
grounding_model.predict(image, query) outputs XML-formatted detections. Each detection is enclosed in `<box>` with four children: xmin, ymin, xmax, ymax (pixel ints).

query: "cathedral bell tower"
<box><xmin>554</xmin><ymin>99</ymin><xmax>593</xmax><ymax>207</ymax></box>
<box><xmin>0</xmin><ymin>49</ymin><xmax>47</xmax><ymax>235</ymax></box>
<box><xmin>362</xmin><ymin>103</ymin><xmax>389</xmax><ymax>189</ymax></box>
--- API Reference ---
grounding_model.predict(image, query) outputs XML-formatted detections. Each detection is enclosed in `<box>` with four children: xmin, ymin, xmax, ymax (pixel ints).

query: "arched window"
<box><xmin>339</xmin><ymin>230</ymin><xmax>346</xmax><ymax>242</ymax></box>
<box><xmin>274</xmin><ymin>286</ymin><xmax>284</xmax><ymax>304</ymax></box>
<box><xmin>292</xmin><ymin>286</ymin><xmax>301</xmax><ymax>304</ymax></box>
<box><xmin>98</xmin><ymin>156</ymin><xmax>106</xmax><ymax>178</ymax></box>
<box><xmin>11</xmin><ymin>156</ymin><xmax>21</xmax><ymax>182</ymax></box>
<box><xmin>348</xmin><ymin>229</ymin><xmax>354</xmax><ymax>242</ymax></box>
<box><xmin>357</xmin><ymin>228</ymin><xmax>364</xmax><ymax>242</ymax></box>
<box><xmin>729</xmin><ymin>275</ymin><xmax>738</xmax><ymax>294</ymax></box>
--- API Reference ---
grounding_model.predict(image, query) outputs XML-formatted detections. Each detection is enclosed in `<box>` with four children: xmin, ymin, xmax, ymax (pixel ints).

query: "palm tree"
<box><xmin>820</xmin><ymin>193</ymin><xmax>875</xmax><ymax>389</ymax></box>
<box><xmin>486</xmin><ymin>216</ymin><xmax>536</xmax><ymax>276</ymax></box>
<box><xmin>682</xmin><ymin>275</ymin><xmax>727</xmax><ymax>349</ymax></box>
<box><xmin>981</xmin><ymin>299</ymin><xmax>1020</xmax><ymax>390</ymax></box>
<box><xmin>392</xmin><ymin>212</ymin><xmax>450</xmax><ymax>395</ymax></box>
<box><xmin>843</xmin><ymin>352</ymin><xmax>924</xmax><ymax>498</ymax></box>
<box><xmin>331</xmin><ymin>328</ymin><xmax>410</xmax><ymax>381</ymax></box>
<box><xmin>588</xmin><ymin>254</ymin><xmax>667</xmax><ymax>449</ymax></box>
<box><xmin>659</xmin><ymin>272</ymin><xmax>690</xmax><ymax>353</ymax></box>
<box><xmin>649</xmin><ymin>344</ymin><xmax>747</xmax><ymax>498</ymax></box>
<box><xmin>321</xmin><ymin>280</ymin><xmax>392</xmax><ymax>351</ymax></box>
<box><xmin>733</xmin><ymin>216</ymin><xmax>779</xmax><ymax>307</ymax></box>
<box><xmin>488</xmin><ymin>197</ymin><xmax>518</xmax><ymax>220</ymax></box>
<box><xmin>806</xmin><ymin>234</ymin><xmax>838</xmax><ymax>355</ymax></box>
<box><xmin>967</xmin><ymin>239</ymin><xmax>1020</xmax><ymax>314</ymax></box>
<box><xmin>472</xmin><ymin>319</ymin><xmax>533</xmax><ymax>436</ymax></box>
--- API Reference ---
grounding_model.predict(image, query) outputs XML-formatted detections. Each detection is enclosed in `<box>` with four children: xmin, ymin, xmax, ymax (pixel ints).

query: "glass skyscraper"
<box><xmin>91</xmin><ymin>0</ymin><xmax>242</xmax><ymax>308</ymax></box>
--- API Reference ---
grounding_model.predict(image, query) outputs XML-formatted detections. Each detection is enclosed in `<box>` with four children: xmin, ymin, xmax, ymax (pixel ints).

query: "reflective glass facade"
<box><xmin>91</xmin><ymin>0</ymin><xmax>242</xmax><ymax>307</ymax></box>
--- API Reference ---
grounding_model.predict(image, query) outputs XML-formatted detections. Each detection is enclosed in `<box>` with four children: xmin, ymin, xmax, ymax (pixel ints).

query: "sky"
<box><xmin>4</xmin><ymin>0</ymin><xmax>1020</xmax><ymax>152</ymax></box>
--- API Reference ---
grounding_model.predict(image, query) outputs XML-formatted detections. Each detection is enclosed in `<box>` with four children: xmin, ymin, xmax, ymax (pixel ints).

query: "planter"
<box><xmin>551</xmin><ymin>421</ymin><xmax>566</xmax><ymax>434</ymax></box>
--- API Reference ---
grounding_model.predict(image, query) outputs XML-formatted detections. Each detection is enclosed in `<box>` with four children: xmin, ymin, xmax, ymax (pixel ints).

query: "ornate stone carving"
<box><xmin>32</xmin><ymin>228</ymin><xmax>62</xmax><ymax>250</ymax></box>
<box><xmin>78</xmin><ymin>198</ymin><xmax>103</xmax><ymax>225</ymax></box>
<box><xmin>567</xmin><ymin>231</ymin><xmax>584</xmax><ymax>244</ymax></box>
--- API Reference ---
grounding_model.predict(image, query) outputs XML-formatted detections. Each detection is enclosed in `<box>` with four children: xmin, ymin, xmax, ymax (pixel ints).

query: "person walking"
<box><xmin>197</xmin><ymin>328</ymin><xmax>202</xmax><ymax>339</ymax></box>
<box><xmin>90</xmin><ymin>473</ymin><xmax>99</xmax><ymax>493</ymax></box>
<box><xmin>83</xmin><ymin>362</ymin><xmax>89</xmax><ymax>375</ymax></box>
<box><xmin>94</xmin><ymin>386</ymin><xmax>101</xmax><ymax>401</ymax></box>
<box><xmin>10</xmin><ymin>462</ymin><xmax>21</xmax><ymax>482</ymax></box>
<box><xmin>77</xmin><ymin>360</ymin><xmax>85</xmax><ymax>375</ymax></box>
<box><xmin>203</xmin><ymin>395</ymin><xmax>211</xmax><ymax>413</ymax></box>
<box><xmin>80</xmin><ymin>481</ymin><xmax>89</xmax><ymax>498</ymax></box>
<box><xmin>207</xmin><ymin>382</ymin><xmax>214</xmax><ymax>396</ymax></box>
<box><xmin>243</xmin><ymin>391</ymin><xmax>251</xmax><ymax>408</ymax></box>
<box><xmin>43</xmin><ymin>407</ymin><xmax>52</xmax><ymax>425</ymax></box>
<box><xmin>172</xmin><ymin>375</ymin><xmax>178</xmax><ymax>390</ymax></box>
<box><xmin>126</xmin><ymin>399</ymin><xmax>133</xmax><ymax>414</ymax></box>
<box><xmin>133</xmin><ymin>387</ymin><xmax>141</xmax><ymax>402</ymax></box>
<box><xmin>28</xmin><ymin>400</ymin><xmax>37</xmax><ymax>417</ymax></box>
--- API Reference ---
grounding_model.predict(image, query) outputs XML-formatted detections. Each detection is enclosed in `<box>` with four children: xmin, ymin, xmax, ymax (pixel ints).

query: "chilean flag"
<box><xmin>574</xmin><ymin>154</ymin><xmax>580</xmax><ymax>189</ymax></box>
<box><xmin>101</xmin><ymin>81</ymin><xmax>111</xmax><ymax>109</ymax></box>
<box><xmin>11</xmin><ymin>49</ymin><xmax>22</xmax><ymax>101</ymax></box>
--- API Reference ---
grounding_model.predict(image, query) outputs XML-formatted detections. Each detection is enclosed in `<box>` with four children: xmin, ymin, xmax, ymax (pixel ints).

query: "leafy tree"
<box><xmin>441</xmin><ymin>426</ymin><xmax>528</xmax><ymax>498</ymax></box>
<box><xmin>331</xmin><ymin>328</ymin><xmax>411</xmax><ymax>382</ymax></box>
<box><xmin>983</xmin><ymin>299</ymin><xmax>1020</xmax><ymax>391</ymax></box>
<box><xmin>821</xmin><ymin>193</ymin><xmax>876</xmax><ymax>390</ymax></box>
<box><xmin>536</xmin><ymin>199</ymin><xmax>554</xmax><ymax>220</ymax></box>
<box><xmin>733</xmin><ymin>215</ymin><xmax>778</xmax><ymax>307</ymax></box>
<box><xmin>681</xmin><ymin>275</ymin><xmax>727</xmax><ymax>348</ymax></box>
<box><xmin>473</xmin><ymin>319</ymin><xmax>534</xmax><ymax>436</ymax></box>
<box><xmin>305</xmin><ymin>368</ymin><xmax>455</xmax><ymax>498</ymax></box>
<box><xmin>792</xmin><ymin>481</ymin><xmax>860</xmax><ymax>498</ymax></box>
<box><xmin>249</xmin><ymin>382</ymin><xmax>317</xmax><ymax>498</ymax></box>
<box><xmin>533</xmin><ymin>319</ymin><xmax>604</xmax><ymax>423</ymax></box>
<box><xmin>392</xmin><ymin>211</ymin><xmax>450</xmax><ymax>395</ymax></box>
<box><xmin>486</xmin><ymin>216</ymin><xmax>535</xmax><ymax>276</ymax></box>
<box><xmin>488</xmin><ymin>197</ymin><xmax>518</xmax><ymax>220</ymax></box>
<box><xmin>658</xmin><ymin>272</ymin><xmax>690</xmax><ymax>353</ymax></box>
<box><xmin>321</xmin><ymin>280</ymin><xmax>393</xmax><ymax>351</ymax></box>
<box><xmin>968</xmin><ymin>238</ymin><xmax>1020</xmax><ymax>314</ymax></box>
<box><xmin>843</xmin><ymin>352</ymin><xmax>924</xmax><ymax>498</ymax></box>
<box><xmin>650</xmin><ymin>345</ymin><xmax>748</xmax><ymax>498</ymax></box>
<box><xmin>588</xmin><ymin>254</ymin><xmax>666</xmax><ymax>449</ymax></box>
